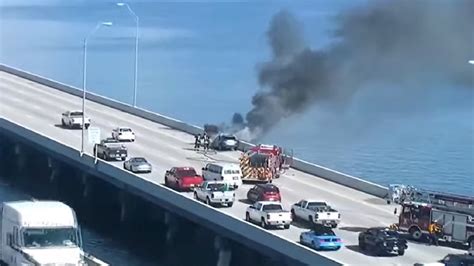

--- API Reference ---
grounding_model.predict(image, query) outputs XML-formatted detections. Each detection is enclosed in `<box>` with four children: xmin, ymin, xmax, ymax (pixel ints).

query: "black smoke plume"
<box><xmin>234</xmin><ymin>1</ymin><xmax>474</xmax><ymax>140</ymax></box>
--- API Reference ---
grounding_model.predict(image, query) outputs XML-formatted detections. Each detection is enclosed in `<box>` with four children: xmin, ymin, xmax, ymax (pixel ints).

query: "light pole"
<box><xmin>81</xmin><ymin>21</ymin><xmax>113</xmax><ymax>155</ymax></box>
<box><xmin>117</xmin><ymin>2</ymin><xmax>140</xmax><ymax>107</ymax></box>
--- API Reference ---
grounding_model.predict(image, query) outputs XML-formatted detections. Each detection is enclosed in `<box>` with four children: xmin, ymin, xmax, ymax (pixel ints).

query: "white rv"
<box><xmin>0</xmin><ymin>200</ymin><xmax>107</xmax><ymax>266</ymax></box>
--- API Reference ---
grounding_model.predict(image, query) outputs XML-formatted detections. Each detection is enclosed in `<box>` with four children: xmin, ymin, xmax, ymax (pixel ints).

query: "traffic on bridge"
<box><xmin>1</xmin><ymin>69</ymin><xmax>472</xmax><ymax>265</ymax></box>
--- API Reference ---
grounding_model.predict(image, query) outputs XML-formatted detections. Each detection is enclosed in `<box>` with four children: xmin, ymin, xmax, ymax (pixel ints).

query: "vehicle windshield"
<box><xmin>307</xmin><ymin>202</ymin><xmax>328</xmax><ymax>209</ymax></box>
<box><xmin>263</xmin><ymin>186</ymin><xmax>279</xmax><ymax>193</ymax></box>
<box><xmin>313</xmin><ymin>227</ymin><xmax>335</xmax><ymax>236</ymax></box>
<box><xmin>23</xmin><ymin>227</ymin><xmax>79</xmax><ymax>248</ymax></box>
<box><xmin>224</xmin><ymin>169</ymin><xmax>240</xmax><ymax>175</ymax></box>
<box><xmin>380</xmin><ymin>230</ymin><xmax>399</xmax><ymax>237</ymax></box>
<box><xmin>120</xmin><ymin>128</ymin><xmax>132</xmax><ymax>132</ymax></box>
<box><xmin>177</xmin><ymin>169</ymin><xmax>197</xmax><ymax>177</ymax></box>
<box><xmin>223</xmin><ymin>136</ymin><xmax>236</xmax><ymax>141</ymax></box>
<box><xmin>207</xmin><ymin>183</ymin><xmax>226</xmax><ymax>191</ymax></box>
<box><xmin>262</xmin><ymin>204</ymin><xmax>283</xmax><ymax>212</ymax></box>
<box><xmin>106</xmin><ymin>143</ymin><xmax>122</xmax><ymax>148</ymax></box>
<box><xmin>70</xmin><ymin>112</ymin><xmax>83</xmax><ymax>117</ymax></box>
<box><xmin>133</xmin><ymin>158</ymin><xmax>147</xmax><ymax>163</ymax></box>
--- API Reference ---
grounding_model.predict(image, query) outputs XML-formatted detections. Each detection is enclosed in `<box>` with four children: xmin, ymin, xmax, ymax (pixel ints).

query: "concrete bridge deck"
<box><xmin>0</xmin><ymin>70</ymin><xmax>465</xmax><ymax>265</ymax></box>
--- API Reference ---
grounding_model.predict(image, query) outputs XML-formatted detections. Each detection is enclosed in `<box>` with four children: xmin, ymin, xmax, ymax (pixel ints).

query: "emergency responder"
<box><xmin>428</xmin><ymin>222</ymin><xmax>442</xmax><ymax>246</ymax></box>
<box><xmin>194</xmin><ymin>134</ymin><xmax>201</xmax><ymax>149</ymax></box>
<box><xmin>203</xmin><ymin>135</ymin><xmax>210</xmax><ymax>151</ymax></box>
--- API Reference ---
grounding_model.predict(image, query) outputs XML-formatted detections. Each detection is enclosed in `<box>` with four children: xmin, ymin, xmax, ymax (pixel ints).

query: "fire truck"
<box><xmin>239</xmin><ymin>144</ymin><xmax>293</xmax><ymax>183</ymax></box>
<box><xmin>392</xmin><ymin>185</ymin><xmax>474</xmax><ymax>248</ymax></box>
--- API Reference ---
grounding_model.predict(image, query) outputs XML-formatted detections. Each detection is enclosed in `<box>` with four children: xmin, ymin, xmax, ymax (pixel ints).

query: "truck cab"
<box><xmin>0</xmin><ymin>200</ymin><xmax>88</xmax><ymax>265</ymax></box>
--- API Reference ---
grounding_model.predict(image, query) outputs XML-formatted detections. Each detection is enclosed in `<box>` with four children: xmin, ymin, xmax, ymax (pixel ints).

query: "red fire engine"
<box><xmin>395</xmin><ymin>186</ymin><xmax>474</xmax><ymax>248</ymax></box>
<box><xmin>239</xmin><ymin>144</ymin><xmax>293</xmax><ymax>183</ymax></box>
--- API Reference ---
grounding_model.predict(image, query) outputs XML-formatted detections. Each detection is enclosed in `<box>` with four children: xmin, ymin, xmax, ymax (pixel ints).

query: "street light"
<box><xmin>81</xmin><ymin>21</ymin><xmax>113</xmax><ymax>155</ymax></box>
<box><xmin>117</xmin><ymin>2</ymin><xmax>140</xmax><ymax>107</ymax></box>
<box><xmin>469</xmin><ymin>60</ymin><xmax>474</xmax><ymax>65</ymax></box>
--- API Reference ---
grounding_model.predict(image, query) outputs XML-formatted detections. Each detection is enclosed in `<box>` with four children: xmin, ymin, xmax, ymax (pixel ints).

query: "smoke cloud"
<box><xmin>234</xmin><ymin>1</ymin><xmax>474</xmax><ymax>140</ymax></box>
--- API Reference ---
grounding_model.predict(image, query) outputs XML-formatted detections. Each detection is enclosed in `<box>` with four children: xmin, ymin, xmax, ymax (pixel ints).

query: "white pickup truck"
<box><xmin>245</xmin><ymin>201</ymin><xmax>292</xmax><ymax>229</ymax></box>
<box><xmin>61</xmin><ymin>111</ymin><xmax>91</xmax><ymax>129</ymax></box>
<box><xmin>291</xmin><ymin>199</ymin><xmax>340</xmax><ymax>228</ymax></box>
<box><xmin>193</xmin><ymin>181</ymin><xmax>235</xmax><ymax>207</ymax></box>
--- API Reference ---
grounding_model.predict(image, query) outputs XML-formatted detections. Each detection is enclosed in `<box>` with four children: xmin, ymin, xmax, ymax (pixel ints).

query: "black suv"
<box><xmin>358</xmin><ymin>227</ymin><xmax>407</xmax><ymax>256</ymax></box>
<box><xmin>93</xmin><ymin>138</ymin><xmax>128</xmax><ymax>161</ymax></box>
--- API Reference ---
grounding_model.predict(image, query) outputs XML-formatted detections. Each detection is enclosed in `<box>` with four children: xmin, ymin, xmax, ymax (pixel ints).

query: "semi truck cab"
<box><xmin>0</xmin><ymin>200</ymin><xmax>86</xmax><ymax>266</ymax></box>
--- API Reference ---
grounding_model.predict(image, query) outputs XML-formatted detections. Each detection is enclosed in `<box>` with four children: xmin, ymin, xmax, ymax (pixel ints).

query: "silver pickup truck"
<box><xmin>193</xmin><ymin>181</ymin><xmax>235</xmax><ymax>207</ymax></box>
<box><xmin>61</xmin><ymin>111</ymin><xmax>91</xmax><ymax>129</ymax></box>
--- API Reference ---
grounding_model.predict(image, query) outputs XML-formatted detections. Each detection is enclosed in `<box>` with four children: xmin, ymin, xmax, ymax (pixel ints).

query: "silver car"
<box><xmin>123</xmin><ymin>157</ymin><xmax>152</xmax><ymax>173</ymax></box>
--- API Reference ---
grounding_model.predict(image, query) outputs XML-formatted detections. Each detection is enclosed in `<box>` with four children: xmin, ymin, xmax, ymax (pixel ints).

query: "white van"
<box><xmin>202</xmin><ymin>163</ymin><xmax>243</xmax><ymax>188</ymax></box>
<box><xmin>0</xmin><ymin>200</ymin><xmax>107</xmax><ymax>266</ymax></box>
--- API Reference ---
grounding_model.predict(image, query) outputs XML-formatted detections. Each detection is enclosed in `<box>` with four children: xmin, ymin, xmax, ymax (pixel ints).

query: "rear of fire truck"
<box><xmin>239</xmin><ymin>144</ymin><xmax>293</xmax><ymax>183</ymax></box>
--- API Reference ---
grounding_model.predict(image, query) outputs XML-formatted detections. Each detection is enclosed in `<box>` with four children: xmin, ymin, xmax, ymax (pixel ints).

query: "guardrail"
<box><xmin>82</xmin><ymin>251</ymin><xmax>109</xmax><ymax>266</ymax></box>
<box><xmin>0</xmin><ymin>64</ymin><xmax>388</xmax><ymax>198</ymax></box>
<box><xmin>0</xmin><ymin>117</ymin><xmax>341</xmax><ymax>266</ymax></box>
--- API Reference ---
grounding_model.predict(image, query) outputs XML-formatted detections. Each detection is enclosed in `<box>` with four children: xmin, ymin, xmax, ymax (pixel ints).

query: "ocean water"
<box><xmin>0</xmin><ymin>0</ymin><xmax>472</xmax><ymax>196</ymax></box>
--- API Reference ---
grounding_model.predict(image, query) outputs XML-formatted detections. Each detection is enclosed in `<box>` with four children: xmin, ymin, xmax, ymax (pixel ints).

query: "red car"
<box><xmin>247</xmin><ymin>184</ymin><xmax>281</xmax><ymax>202</ymax></box>
<box><xmin>164</xmin><ymin>167</ymin><xmax>203</xmax><ymax>191</ymax></box>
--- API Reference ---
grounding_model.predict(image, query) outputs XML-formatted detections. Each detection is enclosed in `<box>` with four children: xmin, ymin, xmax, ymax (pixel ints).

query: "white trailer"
<box><xmin>0</xmin><ymin>200</ymin><xmax>107</xmax><ymax>266</ymax></box>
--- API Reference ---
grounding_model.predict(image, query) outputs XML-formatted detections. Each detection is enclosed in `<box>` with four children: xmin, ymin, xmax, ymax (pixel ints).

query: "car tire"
<box><xmin>397</xmin><ymin>249</ymin><xmax>405</xmax><ymax>256</ymax></box>
<box><xmin>228</xmin><ymin>202</ymin><xmax>233</xmax><ymax>207</ymax></box>
<box><xmin>121</xmin><ymin>157</ymin><xmax>126</xmax><ymax>161</ymax></box>
<box><xmin>312</xmin><ymin>241</ymin><xmax>318</xmax><ymax>250</ymax></box>
<box><xmin>409</xmin><ymin>227</ymin><xmax>423</xmax><ymax>241</ymax></box>
<box><xmin>359</xmin><ymin>240</ymin><xmax>366</xmax><ymax>251</ymax></box>
<box><xmin>331</xmin><ymin>224</ymin><xmax>338</xmax><ymax>229</ymax></box>
<box><xmin>61</xmin><ymin>119</ymin><xmax>65</xmax><ymax>126</ymax></box>
<box><xmin>194</xmin><ymin>192</ymin><xmax>198</xmax><ymax>200</ymax></box>
<box><xmin>284</xmin><ymin>224</ymin><xmax>290</xmax><ymax>229</ymax></box>
<box><xmin>206</xmin><ymin>197</ymin><xmax>211</xmax><ymax>206</ymax></box>
<box><xmin>291</xmin><ymin>209</ymin><xmax>296</xmax><ymax>220</ymax></box>
<box><xmin>261</xmin><ymin>218</ymin><xmax>267</xmax><ymax>229</ymax></box>
<box><xmin>309</xmin><ymin>215</ymin><xmax>314</xmax><ymax>226</ymax></box>
<box><xmin>85</xmin><ymin>124</ymin><xmax>90</xmax><ymax>129</ymax></box>
<box><xmin>245</xmin><ymin>212</ymin><xmax>250</xmax><ymax>222</ymax></box>
<box><xmin>467</xmin><ymin>237</ymin><xmax>474</xmax><ymax>250</ymax></box>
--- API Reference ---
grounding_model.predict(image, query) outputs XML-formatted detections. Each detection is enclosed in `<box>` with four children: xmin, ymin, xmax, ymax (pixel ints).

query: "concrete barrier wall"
<box><xmin>0</xmin><ymin>64</ymin><xmax>388</xmax><ymax>198</ymax></box>
<box><xmin>0</xmin><ymin>117</ymin><xmax>341</xmax><ymax>266</ymax></box>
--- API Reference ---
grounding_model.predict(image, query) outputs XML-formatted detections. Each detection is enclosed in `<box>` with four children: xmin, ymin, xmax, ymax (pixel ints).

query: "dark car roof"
<box><xmin>310</xmin><ymin>227</ymin><xmax>336</xmax><ymax>236</ymax></box>
<box><xmin>256</xmin><ymin>184</ymin><xmax>279</xmax><ymax>191</ymax></box>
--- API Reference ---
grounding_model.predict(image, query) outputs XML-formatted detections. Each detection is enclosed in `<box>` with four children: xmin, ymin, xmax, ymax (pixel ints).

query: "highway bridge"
<box><xmin>0</xmin><ymin>65</ymin><xmax>466</xmax><ymax>265</ymax></box>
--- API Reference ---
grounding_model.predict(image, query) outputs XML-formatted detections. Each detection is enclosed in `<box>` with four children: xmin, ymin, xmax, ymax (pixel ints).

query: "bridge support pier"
<box><xmin>119</xmin><ymin>191</ymin><xmax>129</xmax><ymax>223</ymax></box>
<box><xmin>47</xmin><ymin>156</ymin><xmax>58</xmax><ymax>183</ymax></box>
<box><xmin>164</xmin><ymin>212</ymin><xmax>179</xmax><ymax>245</ymax></box>
<box><xmin>81</xmin><ymin>173</ymin><xmax>90</xmax><ymax>198</ymax></box>
<box><xmin>14</xmin><ymin>143</ymin><xmax>26</xmax><ymax>175</ymax></box>
<box><xmin>214</xmin><ymin>235</ymin><xmax>232</xmax><ymax>266</ymax></box>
